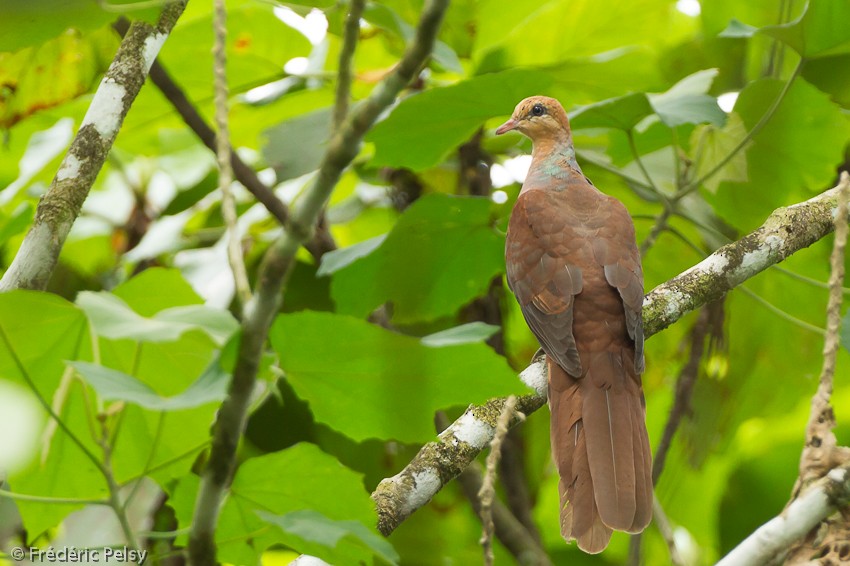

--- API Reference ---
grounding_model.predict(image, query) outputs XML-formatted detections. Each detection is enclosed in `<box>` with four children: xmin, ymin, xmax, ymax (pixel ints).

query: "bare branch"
<box><xmin>186</xmin><ymin>2</ymin><xmax>449</xmax><ymax>563</ymax></box>
<box><xmin>372</xmin><ymin>179</ymin><xmax>850</xmax><ymax>535</ymax></box>
<box><xmin>333</xmin><ymin>0</ymin><xmax>365</xmax><ymax>131</ymax></box>
<box><xmin>213</xmin><ymin>0</ymin><xmax>252</xmax><ymax>307</ymax></box>
<box><xmin>0</xmin><ymin>2</ymin><xmax>187</xmax><ymax>292</ymax></box>
<box><xmin>716</xmin><ymin>463</ymin><xmax>850</xmax><ymax>566</ymax></box>
<box><xmin>798</xmin><ymin>172</ymin><xmax>850</xmax><ymax>486</ymax></box>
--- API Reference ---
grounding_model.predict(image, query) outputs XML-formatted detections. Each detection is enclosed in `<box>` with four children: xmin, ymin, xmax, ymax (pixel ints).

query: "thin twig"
<box><xmin>97</xmin><ymin>416</ymin><xmax>140</xmax><ymax>550</ymax></box>
<box><xmin>435</xmin><ymin>413</ymin><xmax>552</xmax><ymax>566</ymax></box>
<box><xmin>213</xmin><ymin>0</ymin><xmax>252</xmax><ymax>307</ymax></box>
<box><xmin>333</xmin><ymin>0</ymin><xmax>365</xmax><ymax>131</ymax></box>
<box><xmin>479</xmin><ymin>395</ymin><xmax>519</xmax><ymax>566</ymax></box>
<box><xmin>652</xmin><ymin>496</ymin><xmax>685</xmax><ymax>566</ymax></box>
<box><xmin>799</xmin><ymin>171</ymin><xmax>850</xmax><ymax>486</ymax></box>
<box><xmin>116</xmin><ymin>19</ymin><xmax>338</xmax><ymax>261</ymax></box>
<box><xmin>652</xmin><ymin>304</ymin><xmax>715</xmax><ymax>485</ymax></box>
<box><xmin>186</xmin><ymin>2</ymin><xmax>448</xmax><ymax>564</ymax></box>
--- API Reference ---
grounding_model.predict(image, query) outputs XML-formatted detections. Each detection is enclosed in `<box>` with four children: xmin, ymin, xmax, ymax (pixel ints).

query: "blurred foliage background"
<box><xmin>1</xmin><ymin>0</ymin><xmax>850</xmax><ymax>564</ymax></box>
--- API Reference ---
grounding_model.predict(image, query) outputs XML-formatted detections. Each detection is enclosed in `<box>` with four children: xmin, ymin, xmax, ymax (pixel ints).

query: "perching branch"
<box><xmin>0</xmin><ymin>2</ymin><xmax>187</xmax><ymax>292</ymax></box>
<box><xmin>715</xmin><ymin>463</ymin><xmax>850</xmax><ymax>566</ymax></box>
<box><xmin>372</xmin><ymin>178</ymin><xmax>850</xmax><ymax>535</ymax></box>
<box><xmin>186</xmin><ymin>2</ymin><xmax>449</xmax><ymax>564</ymax></box>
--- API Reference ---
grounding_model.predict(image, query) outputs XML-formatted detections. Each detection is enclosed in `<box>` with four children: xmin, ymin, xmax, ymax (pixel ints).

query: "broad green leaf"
<box><xmin>362</xmin><ymin>3</ymin><xmax>462</xmax><ymax>73</ymax></box>
<box><xmin>69</xmin><ymin>358</ymin><xmax>228</xmax><ymax>411</ymax></box>
<box><xmin>711</xmin><ymin>78</ymin><xmax>850</xmax><ymax>229</ymax></box>
<box><xmin>331</xmin><ymin>194</ymin><xmax>504</xmax><ymax>323</ymax></box>
<box><xmin>270</xmin><ymin>312</ymin><xmax>523</xmax><ymax>442</ymax></box>
<box><xmin>0</xmin><ymin>0</ymin><xmax>150</xmax><ymax>52</ymax></box>
<box><xmin>421</xmin><ymin>322</ymin><xmax>500</xmax><ymax>347</ymax></box>
<box><xmin>649</xmin><ymin>69</ymin><xmax>726</xmax><ymax>127</ymax></box>
<box><xmin>570</xmin><ymin>92</ymin><xmax>653</xmax><ymax>131</ymax></box>
<box><xmin>112</xmin><ymin>267</ymin><xmax>204</xmax><ymax>316</ymax></box>
<box><xmin>475</xmin><ymin>0</ymin><xmax>672</xmax><ymax>72</ymax></box>
<box><xmin>76</xmin><ymin>292</ymin><xmax>237</xmax><ymax>345</ymax></box>
<box><xmin>0</xmin><ymin>292</ymin><xmax>99</xmax><ymax>536</ymax></box>
<box><xmin>719</xmin><ymin>3</ymin><xmax>850</xmax><ymax>58</ymax></box>
<box><xmin>0</xmin><ymin>27</ymin><xmax>117</xmax><ymax>128</ymax></box>
<box><xmin>546</xmin><ymin>47</ymin><xmax>663</xmax><ymax>105</ymax></box>
<box><xmin>802</xmin><ymin>54</ymin><xmax>850</xmax><ymax>108</ymax></box>
<box><xmin>758</xmin><ymin>1</ymin><xmax>850</xmax><ymax>58</ymax></box>
<box><xmin>690</xmin><ymin>112</ymin><xmax>749</xmax><ymax>193</ymax></box>
<box><xmin>0</xmin><ymin>291</ymin><xmax>88</xmax><ymax>399</ymax></box>
<box><xmin>158</xmin><ymin>2</ymin><xmax>311</xmax><ymax>101</ymax></box>
<box><xmin>263</xmin><ymin>108</ymin><xmax>332</xmax><ymax>182</ymax></box>
<box><xmin>316</xmin><ymin>234</ymin><xmax>387</xmax><ymax>277</ymax></box>
<box><xmin>11</xmin><ymin>392</ymin><xmax>107</xmax><ymax>537</ymax></box>
<box><xmin>258</xmin><ymin>510</ymin><xmax>399</xmax><ymax>565</ymax></box>
<box><xmin>367</xmin><ymin>69</ymin><xmax>552</xmax><ymax>171</ymax></box>
<box><xmin>171</xmin><ymin>443</ymin><xmax>379</xmax><ymax>565</ymax></box>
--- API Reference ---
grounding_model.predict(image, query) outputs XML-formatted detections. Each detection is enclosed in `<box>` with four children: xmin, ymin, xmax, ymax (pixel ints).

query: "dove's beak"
<box><xmin>495</xmin><ymin>118</ymin><xmax>518</xmax><ymax>135</ymax></box>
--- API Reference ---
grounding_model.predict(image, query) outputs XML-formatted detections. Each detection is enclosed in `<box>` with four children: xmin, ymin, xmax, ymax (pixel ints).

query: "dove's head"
<box><xmin>495</xmin><ymin>96</ymin><xmax>572</xmax><ymax>142</ymax></box>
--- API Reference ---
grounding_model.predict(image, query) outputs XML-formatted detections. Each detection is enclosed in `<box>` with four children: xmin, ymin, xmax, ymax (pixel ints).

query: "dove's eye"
<box><xmin>531</xmin><ymin>104</ymin><xmax>545</xmax><ymax>117</ymax></box>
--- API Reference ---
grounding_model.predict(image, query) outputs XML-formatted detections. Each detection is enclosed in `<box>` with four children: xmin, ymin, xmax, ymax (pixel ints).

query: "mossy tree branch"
<box><xmin>372</xmin><ymin>179</ymin><xmax>850</xmax><ymax>536</ymax></box>
<box><xmin>0</xmin><ymin>2</ymin><xmax>187</xmax><ymax>292</ymax></box>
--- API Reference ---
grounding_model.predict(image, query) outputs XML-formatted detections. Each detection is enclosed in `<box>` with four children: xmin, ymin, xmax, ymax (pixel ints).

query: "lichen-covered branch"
<box><xmin>186</xmin><ymin>2</ymin><xmax>449</xmax><ymax>564</ymax></box>
<box><xmin>715</xmin><ymin>463</ymin><xmax>850</xmax><ymax>566</ymax></box>
<box><xmin>0</xmin><ymin>2</ymin><xmax>187</xmax><ymax>292</ymax></box>
<box><xmin>372</xmin><ymin>179</ymin><xmax>850</xmax><ymax>535</ymax></box>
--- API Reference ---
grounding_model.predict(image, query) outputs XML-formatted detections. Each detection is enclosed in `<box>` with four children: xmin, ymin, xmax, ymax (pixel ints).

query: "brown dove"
<box><xmin>497</xmin><ymin>96</ymin><xmax>652</xmax><ymax>553</ymax></box>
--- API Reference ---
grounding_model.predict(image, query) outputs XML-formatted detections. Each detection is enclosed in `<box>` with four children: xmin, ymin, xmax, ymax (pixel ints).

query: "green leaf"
<box><xmin>718</xmin><ymin>19</ymin><xmax>759</xmax><ymax>38</ymax></box>
<box><xmin>719</xmin><ymin>3</ymin><xmax>850</xmax><ymax>59</ymax></box>
<box><xmin>570</xmin><ymin>92</ymin><xmax>654</xmax><ymax>131</ymax></box>
<box><xmin>69</xmin><ymin>359</ymin><xmax>228</xmax><ymax>411</ymax></box>
<box><xmin>263</xmin><ymin>108</ymin><xmax>333</xmax><ymax>182</ymax></box>
<box><xmin>711</xmin><ymin>78</ymin><xmax>850</xmax><ymax>229</ymax></box>
<box><xmin>270</xmin><ymin>312</ymin><xmax>523</xmax><ymax>442</ymax></box>
<box><xmin>474</xmin><ymin>0</ymin><xmax>673</xmax><ymax>72</ymax></box>
<box><xmin>759</xmin><ymin>1</ymin><xmax>850</xmax><ymax>58</ymax></box>
<box><xmin>421</xmin><ymin>322</ymin><xmax>500</xmax><ymax>347</ymax></box>
<box><xmin>258</xmin><ymin>510</ymin><xmax>399</xmax><ymax>565</ymax></box>
<box><xmin>112</xmin><ymin>268</ymin><xmax>204</xmax><ymax>316</ymax></box>
<box><xmin>0</xmin><ymin>0</ymin><xmax>146</xmax><ymax>52</ymax></box>
<box><xmin>649</xmin><ymin>69</ymin><xmax>726</xmax><ymax>127</ymax></box>
<box><xmin>0</xmin><ymin>292</ymin><xmax>98</xmax><ymax>536</ymax></box>
<box><xmin>0</xmin><ymin>27</ymin><xmax>118</xmax><ymax>127</ymax></box>
<box><xmin>0</xmin><ymin>291</ymin><xmax>88</xmax><ymax>399</ymax></box>
<box><xmin>362</xmin><ymin>3</ymin><xmax>462</xmax><ymax>73</ymax></box>
<box><xmin>367</xmin><ymin>69</ymin><xmax>553</xmax><ymax>171</ymax></box>
<box><xmin>171</xmin><ymin>443</ymin><xmax>380</xmax><ymax>565</ymax></box>
<box><xmin>76</xmin><ymin>292</ymin><xmax>237</xmax><ymax>345</ymax></box>
<box><xmin>317</xmin><ymin>234</ymin><xmax>387</xmax><ymax>277</ymax></box>
<box><xmin>331</xmin><ymin>194</ymin><xmax>505</xmax><ymax>323</ymax></box>
<box><xmin>690</xmin><ymin>112</ymin><xmax>749</xmax><ymax>193</ymax></box>
<box><xmin>802</xmin><ymin>54</ymin><xmax>850</xmax><ymax>107</ymax></box>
